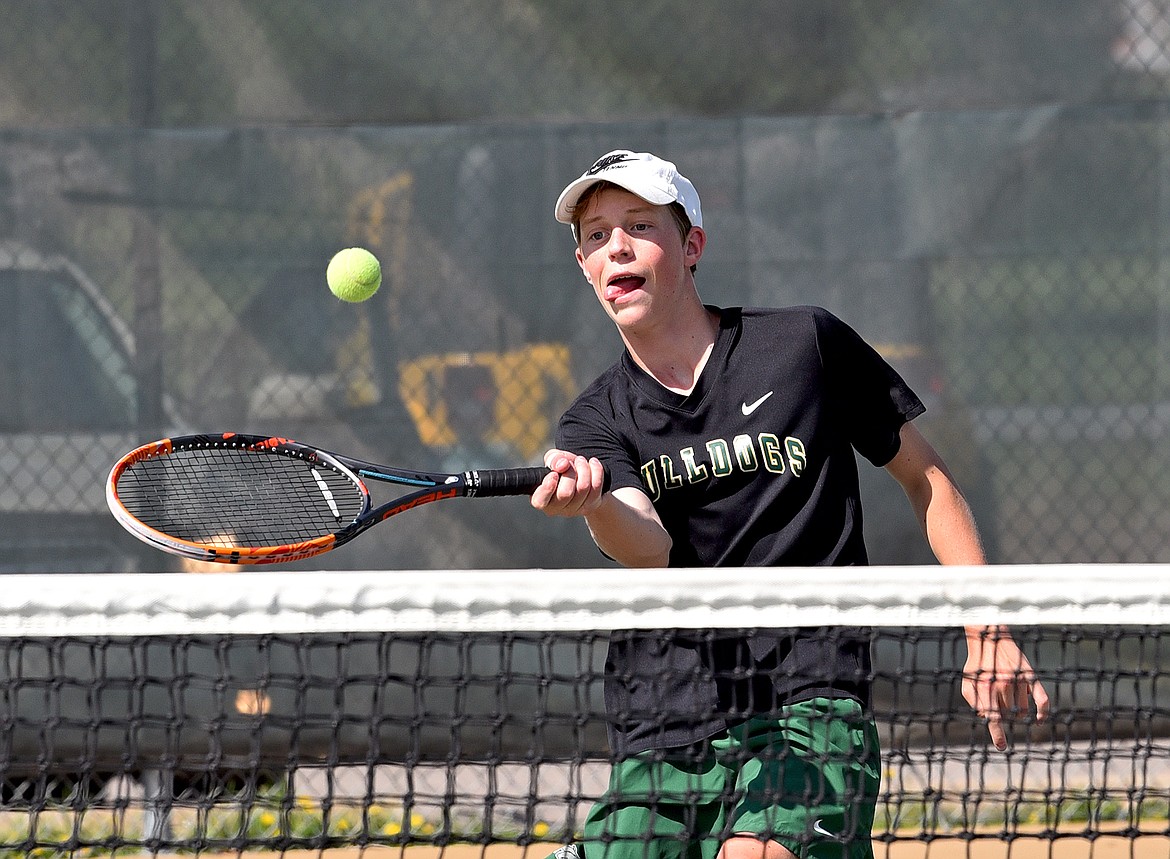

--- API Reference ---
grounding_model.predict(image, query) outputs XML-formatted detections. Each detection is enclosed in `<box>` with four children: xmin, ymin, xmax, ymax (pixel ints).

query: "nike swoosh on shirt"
<box><xmin>741</xmin><ymin>391</ymin><xmax>774</xmax><ymax>415</ymax></box>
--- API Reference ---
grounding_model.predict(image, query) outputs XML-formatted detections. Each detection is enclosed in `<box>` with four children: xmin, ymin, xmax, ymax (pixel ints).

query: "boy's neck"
<box><xmin>623</xmin><ymin>304</ymin><xmax>720</xmax><ymax>395</ymax></box>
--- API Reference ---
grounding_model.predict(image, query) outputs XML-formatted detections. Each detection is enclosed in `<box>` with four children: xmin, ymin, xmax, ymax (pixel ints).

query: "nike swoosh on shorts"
<box><xmin>811</xmin><ymin>819</ymin><xmax>836</xmax><ymax>838</ymax></box>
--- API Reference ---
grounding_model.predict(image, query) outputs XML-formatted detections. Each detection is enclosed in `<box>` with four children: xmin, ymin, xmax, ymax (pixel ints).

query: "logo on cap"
<box><xmin>586</xmin><ymin>153</ymin><xmax>635</xmax><ymax>176</ymax></box>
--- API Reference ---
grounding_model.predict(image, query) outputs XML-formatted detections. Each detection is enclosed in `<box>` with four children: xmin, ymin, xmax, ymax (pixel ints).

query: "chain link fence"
<box><xmin>3</xmin><ymin>1</ymin><xmax>1170</xmax><ymax>570</ymax></box>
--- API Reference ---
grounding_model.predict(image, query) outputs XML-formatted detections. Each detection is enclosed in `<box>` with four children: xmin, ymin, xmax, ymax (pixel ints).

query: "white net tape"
<box><xmin>1</xmin><ymin>564</ymin><xmax>1166</xmax><ymax>637</ymax></box>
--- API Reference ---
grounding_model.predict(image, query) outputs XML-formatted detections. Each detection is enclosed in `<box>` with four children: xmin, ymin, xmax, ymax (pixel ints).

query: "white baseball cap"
<box><xmin>554</xmin><ymin>150</ymin><xmax>703</xmax><ymax>236</ymax></box>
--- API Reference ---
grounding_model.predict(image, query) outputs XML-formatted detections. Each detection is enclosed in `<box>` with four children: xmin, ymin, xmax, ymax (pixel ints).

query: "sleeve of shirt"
<box><xmin>811</xmin><ymin>307</ymin><xmax>926</xmax><ymax>467</ymax></box>
<box><xmin>554</xmin><ymin>392</ymin><xmax>645</xmax><ymax>494</ymax></box>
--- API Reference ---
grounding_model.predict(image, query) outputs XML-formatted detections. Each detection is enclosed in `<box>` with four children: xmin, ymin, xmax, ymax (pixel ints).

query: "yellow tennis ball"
<box><xmin>327</xmin><ymin>247</ymin><xmax>382</xmax><ymax>302</ymax></box>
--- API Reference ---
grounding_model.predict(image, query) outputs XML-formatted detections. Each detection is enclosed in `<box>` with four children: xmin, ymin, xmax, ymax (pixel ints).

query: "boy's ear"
<box><xmin>576</xmin><ymin>247</ymin><xmax>591</xmax><ymax>283</ymax></box>
<box><xmin>684</xmin><ymin>226</ymin><xmax>706</xmax><ymax>268</ymax></box>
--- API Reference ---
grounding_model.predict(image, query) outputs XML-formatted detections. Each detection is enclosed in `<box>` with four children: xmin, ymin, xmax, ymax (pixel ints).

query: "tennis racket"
<box><xmin>106</xmin><ymin>432</ymin><xmax>556</xmax><ymax>565</ymax></box>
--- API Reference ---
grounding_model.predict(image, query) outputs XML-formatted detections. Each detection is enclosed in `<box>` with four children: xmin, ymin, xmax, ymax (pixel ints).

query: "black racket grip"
<box><xmin>471</xmin><ymin>467</ymin><xmax>550</xmax><ymax>496</ymax></box>
<box><xmin>470</xmin><ymin>465</ymin><xmax>612</xmax><ymax>497</ymax></box>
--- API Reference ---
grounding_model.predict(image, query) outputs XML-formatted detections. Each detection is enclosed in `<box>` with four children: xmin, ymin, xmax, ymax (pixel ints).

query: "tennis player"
<box><xmin>532</xmin><ymin>150</ymin><xmax>1049</xmax><ymax>859</ymax></box>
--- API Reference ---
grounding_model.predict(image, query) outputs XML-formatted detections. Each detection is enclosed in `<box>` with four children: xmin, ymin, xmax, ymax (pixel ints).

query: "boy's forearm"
<box><xmin>584</xmin><ymin>488</ymin><xmax>672</xmax><ymax>568</ymax></box>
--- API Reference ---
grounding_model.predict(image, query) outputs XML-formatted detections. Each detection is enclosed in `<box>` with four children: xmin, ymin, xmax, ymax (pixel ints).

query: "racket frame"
<box><xmin>106</xmin><ymin>432</ymin><xmax>543</xmax><ymax>565</ymax></box>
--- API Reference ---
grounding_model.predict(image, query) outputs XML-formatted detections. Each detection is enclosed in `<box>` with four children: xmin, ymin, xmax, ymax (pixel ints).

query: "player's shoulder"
<box><xmin>737</xmin><ymin>304</ymin><xmax>845</xmax><ymax>338</ymax></box>
<box><xmin>739</xmin><ymin>304</ymin><xmax>838</xmax><ymax>323</ymax></box>
<box><xmin>561</xmin><ymin>359</ymin><xmax>630</xmax><ymax>420</ymax></box>
<box><xmin>555</xmin><ymin>359</ymin><xmax>637</xmax><ymax>454</ymax></box>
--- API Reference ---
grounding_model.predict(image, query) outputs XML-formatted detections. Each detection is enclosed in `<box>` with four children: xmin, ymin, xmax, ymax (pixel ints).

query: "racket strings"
<box><xmin>115</xmin><ymin>447</ymin><xmax>367</xmax><ymax>548</ymax></box>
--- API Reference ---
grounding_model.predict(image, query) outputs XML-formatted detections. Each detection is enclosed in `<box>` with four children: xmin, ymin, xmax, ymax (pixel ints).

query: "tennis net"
<box><xmin>0</xmin><ymin>565</ymin><xmax>1166</xmax><ymax>858</ymax></box>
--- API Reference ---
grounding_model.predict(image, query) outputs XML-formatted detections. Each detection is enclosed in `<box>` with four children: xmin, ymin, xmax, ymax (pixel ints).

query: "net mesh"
<box><xmin>0</xmin><ymin>566</ymin><xmax>1166</xmax><ymax>858</ymax></box>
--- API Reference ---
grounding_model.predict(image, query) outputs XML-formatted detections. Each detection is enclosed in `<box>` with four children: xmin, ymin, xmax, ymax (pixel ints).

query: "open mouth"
<box><xmin>604</xmin><ymin>274</ymin><xmax>645</xmax><ymax>301</ymax></box>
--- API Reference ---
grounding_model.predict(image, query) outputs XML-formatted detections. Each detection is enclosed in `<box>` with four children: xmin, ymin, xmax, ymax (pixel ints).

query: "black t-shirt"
<box><xmin>556</xmin><ymin>306</ymin><xmax>925</xmax><ymax>755</ymax></box>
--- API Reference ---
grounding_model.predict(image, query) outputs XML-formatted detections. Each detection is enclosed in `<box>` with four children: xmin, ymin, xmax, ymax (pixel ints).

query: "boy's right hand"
<box><xmin>531</xmin><ymin>449</ymin><xmax>607</xmax><ymax>518</ymax></box>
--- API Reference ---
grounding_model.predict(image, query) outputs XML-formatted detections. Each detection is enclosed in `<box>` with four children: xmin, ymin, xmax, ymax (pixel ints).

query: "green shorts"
<box><xmin>573</xmin><ymin>697</ymin><xmax>880</xmax><ymax>859</ymax></box>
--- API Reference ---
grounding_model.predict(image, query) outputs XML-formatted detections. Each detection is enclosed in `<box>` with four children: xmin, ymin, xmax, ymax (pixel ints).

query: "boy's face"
<box><xmin>574</xmin><ymin>186</ymin><xmax>704</xmax><ymax>333</ymax></box>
